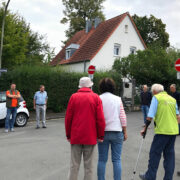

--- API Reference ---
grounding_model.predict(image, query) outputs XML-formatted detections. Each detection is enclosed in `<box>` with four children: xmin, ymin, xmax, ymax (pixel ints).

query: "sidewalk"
<box><xmin>29</xmin><ymin>110</ymin><xmax>65</xmax><ymax>121</ymax></box>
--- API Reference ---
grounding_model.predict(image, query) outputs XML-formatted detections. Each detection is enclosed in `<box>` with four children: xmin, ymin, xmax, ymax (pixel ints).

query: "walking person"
<box><xmin>33</xmin><ymin>85</ymin><xmax>48</xmax><ymax>129</ymax></box>
<box><xmin>139</xmin><ymin>84</ymin><xmax>179</xmax><ymax>180</ymax></box>
<box><xmin>140</xmin><ymin>85</ymin><xmax>152</xmax><ymax>126</ymax></box>
<box><xmin>97</xmin><ymin>78</ymin><xmax>127</xmax><ymax>180</ymax></box>
<box><xmin>5</xmin><ymin>83</ymin><xmax>21</xmax><ymax>133</ymax></box>
<box><xmin>65</xmin><ymin>77</ymin><xmax>105</xmax><ymax>180</ymax></box>
<box><xmin>170</xmin><ymin>84</ymin><xmax>180</xmax><ymax>135</ymax></box>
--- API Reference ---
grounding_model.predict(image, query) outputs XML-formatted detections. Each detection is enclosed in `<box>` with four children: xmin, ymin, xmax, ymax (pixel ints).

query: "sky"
<box><xmin>4</xmin><ymin>0</ymin><xmax>180</xmax><ymax>54</ymax></box>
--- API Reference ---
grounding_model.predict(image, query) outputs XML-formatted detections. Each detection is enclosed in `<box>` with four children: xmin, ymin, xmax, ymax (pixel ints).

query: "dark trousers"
<box><xmin>145</xmin><ymin>134</ymin><xmax>176</xmax><ymax>180</ymax></box>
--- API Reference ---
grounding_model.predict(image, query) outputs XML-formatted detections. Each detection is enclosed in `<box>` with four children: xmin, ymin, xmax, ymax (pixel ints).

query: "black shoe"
<box><xmin>42</xmin><ymin>126</ymin><xmax>47</xmax><ymax>128</ymax></box>
<box><xmin>177</xmin><ymin>171</ymin><xmax>180</xmax><ymax>176</ymax></box>
<box><xmin>36</xmin><ymin>126</ymin><xmax>40</xmax><ymax>129</ymax></box>
<box><xmin>139</xmin><ymin>173</ymin><xmax>147</xmax><ymax>180</ymax></box>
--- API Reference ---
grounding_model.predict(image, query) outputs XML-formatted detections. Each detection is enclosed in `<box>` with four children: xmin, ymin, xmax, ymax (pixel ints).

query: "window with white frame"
<box><xmin>125</xmin><ymin>25</ymin><xmax>128</xmax><ymax>33</ymax></box>
<box><xmin>66</xmin><ymin>49</ymin><xmax>71</xmax><ymax>59</ymax></box>
<box><xmin>130</xmin><ymin>46</ymin><xmax>136</xmax><ymax>54</ymax></box>
<box><xmin>114</xmin><ymin>44</ymin><xmax>121</xmax><ymax>56</ymax></box>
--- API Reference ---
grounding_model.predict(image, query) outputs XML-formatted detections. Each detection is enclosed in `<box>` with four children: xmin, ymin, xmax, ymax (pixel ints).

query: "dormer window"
<box><xmin>125</xmin><ymin>25</ymin><xmax>128</xmax><ymax>33</ymax></box>
<box><xmin>66</xmin><ymin>50</ymin><xmax>71</xmax><ymax>59</ymax></box>
<box><xmin>65</xmin><ymin>43</ymin><xmax>80</xmax><ymax>60</ymax></box>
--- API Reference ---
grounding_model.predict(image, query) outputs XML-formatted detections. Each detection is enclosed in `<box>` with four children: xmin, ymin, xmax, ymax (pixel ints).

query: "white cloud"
<box><xmin>5</xmin><ymin>0</ymin><xmax>180</xmax><ymax>54</ymax></box>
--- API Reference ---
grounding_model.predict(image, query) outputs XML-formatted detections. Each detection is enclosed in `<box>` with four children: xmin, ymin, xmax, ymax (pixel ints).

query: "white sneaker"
<box><xmin>10</xmin><ymin>128</ymin><xmax>15</xmax><ymax>132</ymax></box>
<box><xmin>5</xmin><ymin>129</ymin><xmax>8</xmax><ymax>133</ymax></box>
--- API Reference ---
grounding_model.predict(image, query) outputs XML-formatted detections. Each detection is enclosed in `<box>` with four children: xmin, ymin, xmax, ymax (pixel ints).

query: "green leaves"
<box><xmin>0</xmin><ymin>65</ymin><xmax>122</xmax><ymax>112</ymax></box>
<box><xmin>0</xmin><ymin>7</ymin><xmax>54</xmax><ymax>69</ymax></box>
<box><xmin>113</xmin><ymin>47</ymin><xmax>180</xmax><ymax>89</ymax></box>
<box><xmin>61</xmin><ymin>0</ymin><xmax>105</xmax><ymax>40</ymax></box>
<box><xmin>132</xmin><ymin>14</ymin><xmax>170</xmax><ymax>49</ymax></box>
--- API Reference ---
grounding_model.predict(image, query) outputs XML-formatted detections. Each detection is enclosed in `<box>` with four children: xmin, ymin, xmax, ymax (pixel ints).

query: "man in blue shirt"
<box><xmin>33</xmin><ymin>85</ymin><xmax>48</xmax><ymax>129</ymax></box>
<box><xmin>139</xmin><ymin>84</ymin><xmax>179</xmax><ymax>180</ymax></box>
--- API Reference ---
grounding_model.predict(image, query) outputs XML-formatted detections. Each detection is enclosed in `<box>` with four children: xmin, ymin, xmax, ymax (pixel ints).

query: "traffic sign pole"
<box><xmin>88</xmin><ymin>65</ymin><xmax>95</xmax><ymax>90</ymax></box>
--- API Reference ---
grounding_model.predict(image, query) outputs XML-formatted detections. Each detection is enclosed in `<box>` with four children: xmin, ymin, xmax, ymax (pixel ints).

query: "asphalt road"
<box><xmin>0</xmin><ymin>112</ymin><xmax>179</xmax><ymax>180</ymax></box>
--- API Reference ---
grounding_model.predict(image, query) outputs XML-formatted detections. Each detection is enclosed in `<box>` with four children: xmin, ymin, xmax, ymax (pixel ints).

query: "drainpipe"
<box><xmin>83</xmin><ymin>60</ymin><xmax>89</xmax><ymax>73</ymax></box>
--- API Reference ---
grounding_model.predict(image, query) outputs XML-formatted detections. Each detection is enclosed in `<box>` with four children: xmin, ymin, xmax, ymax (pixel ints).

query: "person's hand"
<box><xmin>67</xmin><ymin>139</ymin><xmax>70</xmax><ymax>142</ymax></box>
<box><xmin>177</xmin><ymin>115</ymin><xmax>180</xmax><ymax>124</ymax></box>
<box><xmin>124</xmin><ymin>132</ymin><xmax>128</xmax><ymax>141</ymax></box>
<box><xmin>140</xmin><ymin>127</ymin><xmax>146</xmax><ymax>136</ymax></box>
<box><xmin>98</xmin><ymin>139</ymin><xmax>103</xmax><ymax>143</ymax></box>
<box><xmin>33</xmin><ymin>106</ymin><xmax>36</xmax><ymax>110</ymax></box>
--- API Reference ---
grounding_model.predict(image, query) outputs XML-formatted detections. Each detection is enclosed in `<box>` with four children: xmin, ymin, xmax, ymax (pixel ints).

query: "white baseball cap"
<box><xmin>78</xmin><ymin>77</ymin><xmax>94</xmax><ymax>88</ymax></box>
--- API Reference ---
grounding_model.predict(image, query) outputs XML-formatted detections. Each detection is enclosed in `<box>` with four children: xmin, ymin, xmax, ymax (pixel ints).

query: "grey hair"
<box><xmin>151</xmin><ymin>84</ymin><xmax>164</xmax><ymax>93</ymax></box>
<box><xmin>40</xmin><ymin>85</ymin><xmax>45</xmax><ymax>88</ymax></box>
<box><xmin>170</xmin><ymin>84</ymin><xmax>176</xmax><ymax>88</ymax></box>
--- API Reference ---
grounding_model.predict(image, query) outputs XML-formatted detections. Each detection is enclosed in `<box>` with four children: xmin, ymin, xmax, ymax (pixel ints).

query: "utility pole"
<box><xmin>0</xmin><ymin>0</ymin><xmax>11</xmax><ymax>69</ymax></box>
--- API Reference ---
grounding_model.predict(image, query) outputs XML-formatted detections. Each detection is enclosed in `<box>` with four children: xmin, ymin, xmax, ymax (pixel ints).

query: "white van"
<box><xmin>0</xmin><ymin>91</ymin><xmax>29</xmax><ymax>127</ymax></box>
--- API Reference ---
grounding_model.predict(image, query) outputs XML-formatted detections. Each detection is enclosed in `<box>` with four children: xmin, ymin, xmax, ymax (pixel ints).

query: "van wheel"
<box><xmin>15</xmin><ymin>113</ymin><xmax>28</xmax><ymax>127</ymax></box>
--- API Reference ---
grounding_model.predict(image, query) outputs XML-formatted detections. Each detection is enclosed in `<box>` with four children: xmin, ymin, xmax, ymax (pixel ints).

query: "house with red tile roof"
<box><xmin>50</xmin><ymin>12</ymin><xmax>146</xmax><ymax>72</ymax></box>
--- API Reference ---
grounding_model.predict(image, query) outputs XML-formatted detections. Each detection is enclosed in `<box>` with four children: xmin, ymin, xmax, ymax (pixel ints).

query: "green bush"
<box><xmin>0</xmin><ymin>66</ymin><xmax>122</xmax><ymax>112</ymax></box>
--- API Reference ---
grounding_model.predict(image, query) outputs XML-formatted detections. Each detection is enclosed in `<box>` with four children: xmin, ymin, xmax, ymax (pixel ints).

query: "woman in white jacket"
<box><xmin>97</xmin><ymin>78</ymin><xmax>127</xmax><ymax>180</ymax></box>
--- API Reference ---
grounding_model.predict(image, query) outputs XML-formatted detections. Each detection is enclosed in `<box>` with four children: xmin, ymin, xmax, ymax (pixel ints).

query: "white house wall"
<box><xmin>62</xmin><ymin>61</ymin><xmax>90</xmax><ymax>73</ymax></box>
<box><xmin>90</xmin><ymin>16</ymin><xmax>145</xmax><ymax>71</ymax></box>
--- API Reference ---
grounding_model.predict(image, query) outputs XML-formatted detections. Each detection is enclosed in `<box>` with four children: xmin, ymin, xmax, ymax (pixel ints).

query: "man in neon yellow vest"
<box><xmin>139</xmin><ymin>84</ymin><xmax>179</xmax><ymax>180</ymax></box>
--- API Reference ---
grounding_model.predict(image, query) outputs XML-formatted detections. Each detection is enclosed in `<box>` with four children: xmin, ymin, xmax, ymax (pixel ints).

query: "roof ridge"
<box><xmin>51</xmin><ymin>12</ymin><xmax>146</xmax><ymax>66</ymax></box>
<box><xmin>104</xmin><ymin>12</ymin><xmax>129</xmax><ymax>23</ymax></box>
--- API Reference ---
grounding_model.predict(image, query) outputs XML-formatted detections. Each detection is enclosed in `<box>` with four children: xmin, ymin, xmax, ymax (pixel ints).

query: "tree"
<box><xmin>61</xmin><ymin>0</ymin><xmax>105</xmax><ymax>40</ymax></box>
<box><xmin>113</xmin><ymin>46</ymin><xmax>180</xmax><ymax>89</ymax></box>
<box><xmin>0</xmin><ymin>6</ymin><xmax>54</xmax><ymax>69</ymax></box>
<box><xmin>132</xmin><ymin>14</ymin><xmax>170</xmax><ymax>49</ymax></box>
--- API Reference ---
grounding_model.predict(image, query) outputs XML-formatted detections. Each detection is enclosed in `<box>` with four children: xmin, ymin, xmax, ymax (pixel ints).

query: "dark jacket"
<box><xmin>170</xmin><ymin>91</ymin><xmax>180</xmax><ymax>107</ymax></box>
<box><xmin>140</xmin><ymin>91</ymin><xmax>152</xmax><ymax>107</ymax></box>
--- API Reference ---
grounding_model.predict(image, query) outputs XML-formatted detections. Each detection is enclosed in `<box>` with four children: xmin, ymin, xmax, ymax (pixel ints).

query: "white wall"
<box><xmin>62</xmin><ymin>61</ymin><xmax>90</xmax><ymax>73</ymax></box>
<box><xmin>90</xmin><ymin>16</ymin><xmax>145</xmax><ymax>71</ymax></box>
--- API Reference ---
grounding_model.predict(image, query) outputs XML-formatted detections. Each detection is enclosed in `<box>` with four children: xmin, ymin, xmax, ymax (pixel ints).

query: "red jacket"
<box><xmin>65</xmin><ymin>87</ymin><xmax>105</xmax><ymax>145</ymax></box>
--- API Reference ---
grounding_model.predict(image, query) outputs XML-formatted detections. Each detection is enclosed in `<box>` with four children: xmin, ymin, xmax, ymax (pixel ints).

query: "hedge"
<box><xmin>0</xmin><ymin>65</ymin><xmax>122</xmax><ymax>112</ymax></box>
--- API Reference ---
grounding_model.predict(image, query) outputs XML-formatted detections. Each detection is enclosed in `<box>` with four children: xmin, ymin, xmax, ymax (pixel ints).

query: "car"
<box><xmin>0</xmin><ymin>91</ymin><xmax>29</xmax><ymax>127</ymax></box>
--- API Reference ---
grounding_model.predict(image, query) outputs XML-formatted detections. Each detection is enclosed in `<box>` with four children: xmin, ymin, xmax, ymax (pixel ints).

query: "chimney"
<box><xmin>85</xmin><ymin>20</ymin><xmax>92</xmax><ymax>33</ymax></box>
<box><xmin>94</xmin><ymin>17</ymin><xmax>101</xmax><ymax>28</ymax></box>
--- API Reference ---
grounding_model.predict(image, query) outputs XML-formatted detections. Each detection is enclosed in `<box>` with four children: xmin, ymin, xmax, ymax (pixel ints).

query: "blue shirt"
<box><xmin>34</xmin><ymin>91</ymin><xmax>48</xmax><ymax>105</ymax></box>
<box><xmin>148</xmin><ymin>96</ymin><xmax>179</xmax><ymax>118</ymax></box>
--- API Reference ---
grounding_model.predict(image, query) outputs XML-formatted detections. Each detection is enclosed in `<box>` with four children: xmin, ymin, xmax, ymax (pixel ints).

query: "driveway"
<box><xmin>0</xmin><ymin>112</ymin><xmax>179</xmax><ymax>180</ymax></box>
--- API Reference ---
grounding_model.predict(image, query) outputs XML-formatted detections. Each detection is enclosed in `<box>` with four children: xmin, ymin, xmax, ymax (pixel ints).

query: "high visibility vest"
<box><xmin>154</xmin><ymin>91</ymin><xmax>179</xmax><ymax>135</ymax></box>
<box><xmin>6</xmin><ymin>90</ymin><xmax>20</xmax><ymax>108</ymax></box>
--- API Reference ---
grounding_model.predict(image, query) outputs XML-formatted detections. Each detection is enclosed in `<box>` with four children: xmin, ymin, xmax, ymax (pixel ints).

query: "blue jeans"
<box><xmin>145</xmin><ymin>134</ymin><xmax>176</xmax><ymax>180</ymax></box>
<box><xmin>97</xmin><ymin>131</ymin><xmax>124</xmax><ymax>180</ymax></box>
<box><xmin>5</xmin><ymin>107</ymin><xmax>17</xmax><ymax>130</ymax></box>
<box><xmin>141</xmin><ymin>105</ymin><xmax>149</xmax><ymax>124</ymax></box>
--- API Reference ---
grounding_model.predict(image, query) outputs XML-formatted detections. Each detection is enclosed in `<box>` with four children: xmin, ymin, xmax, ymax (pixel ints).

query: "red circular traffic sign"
<box><xmin>88</xmin><ymin>65</ymin><xmax>95</xmax><ymax>74</ymax></box>
<box><xmin>175</xmin><ymin>59</ymin><xmax>180</xmax><ymax>72</ymax></box>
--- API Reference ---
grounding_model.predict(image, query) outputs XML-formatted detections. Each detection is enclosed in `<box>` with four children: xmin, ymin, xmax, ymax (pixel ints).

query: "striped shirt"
<box><xmin>100</xmin><ymin>92</ymin><xmax>127</xmax><ymax>132</ymax></box>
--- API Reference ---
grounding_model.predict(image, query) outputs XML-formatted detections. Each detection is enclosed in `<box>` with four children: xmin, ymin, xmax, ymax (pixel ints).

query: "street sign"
<box><xmin>0</xmin><ymin>69</ymin><xmax>7</xmax><ymax>73</ymax></box>
<box><xmin>88</xmin><ymin>65</ymin><xmax>95</xmax><ymax>75</ymax></box>
<box><xmin>175</xmin><ymin>59</ymin><xmax>180</xmax><ymax>72</ymax></box>
<box><xmin>0</xmin><ymin>69</ymin><xmax>7</xmax><ymax>77</ymax></box>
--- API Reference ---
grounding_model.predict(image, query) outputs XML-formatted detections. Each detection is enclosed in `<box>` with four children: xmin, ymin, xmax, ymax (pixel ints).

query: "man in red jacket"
<box><xmin>65</xmin><ymin>77</ymin><xmax>105</xmax><ymax>180</ymax></box>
